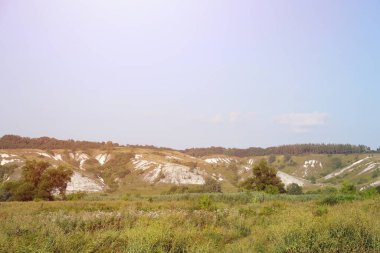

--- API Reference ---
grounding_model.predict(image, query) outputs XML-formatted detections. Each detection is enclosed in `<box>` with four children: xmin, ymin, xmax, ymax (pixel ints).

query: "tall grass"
<box><xmin>0</xmin><ymin>195</ymin><xmax>379</xmax><ymax>252</ymax></box>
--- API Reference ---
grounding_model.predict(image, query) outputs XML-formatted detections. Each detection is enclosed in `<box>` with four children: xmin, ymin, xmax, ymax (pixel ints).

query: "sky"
<box><xmin>0</xmin><ymin>0</ymin><xmax>380</xmax><ymax>149</ymax></box>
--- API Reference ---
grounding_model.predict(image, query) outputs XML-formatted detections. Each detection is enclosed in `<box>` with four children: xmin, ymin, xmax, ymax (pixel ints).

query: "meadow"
<box><xmin>0</xmin><ymin>192</ymin><xmax>379</xmax><ymax>253</ymax></box>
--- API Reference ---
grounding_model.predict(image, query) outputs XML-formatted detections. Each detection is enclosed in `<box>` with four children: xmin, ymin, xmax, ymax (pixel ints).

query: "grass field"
<box><xmin>1</xmin><ymin>192</ymin><xmax>379</xmax><ymax>253</ymax></box>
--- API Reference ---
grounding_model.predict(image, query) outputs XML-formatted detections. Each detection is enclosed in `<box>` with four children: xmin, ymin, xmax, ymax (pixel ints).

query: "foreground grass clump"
<box><xmin>0</xmin><ymin>193</ymin><xmax>379</xmax><ymax>252</ymax></box>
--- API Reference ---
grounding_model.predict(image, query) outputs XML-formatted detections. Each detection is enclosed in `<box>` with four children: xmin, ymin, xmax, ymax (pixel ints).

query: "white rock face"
<box><xmin>0</xmin><ymin>153</ymin><xmax>22</xmax><ymax>165</ymax></box>
<box><xmin>369</xmin><ymin>179</ymin><xmax>380</xmax><ymax>187</ymax></box>
<box><xmin>133</xmin><ymin>160</ymin><xmax>157</xmax><ymax>171</ymax></box>
<box><xmin>165</xmin><ymin>155</ymin><xmax>182</xmax><ymax>161</ymax></box>
<box><xmin>238</xmin><ymin>166</ymin><xmax>251</xmax><ymax>175</ymax></box>
<box><xmin>0</xmin><ymin>154</ymin><xmax>12</xmax><ymax>158</ymax></box>
<box><xmin>324</xmin><ymin>157</ymin><xmax>370</xmax><ymax>180</ymax></box>
<box><xmin>361</xmin><ymin>179</ymin><xmax>380</xmax><ymax>191</ymax></box>
<box><xmin>132</xmin><ymin>154</ymin><xmax>207</xmax><ymax>184</ymax></box>
<box><xmin>37</xmin><ymin>152</ymin><xmax>53</xmax><ymax>159</ymax></box>
<box><xmin>144</xmin><ymin>163</ymin><xmax>205</xmax><ymax>185</ymax></box>
<box><xmin>37</xmin><ymin>152</ymin><xmax>63</xmax><ymax>161</ymax></box>
<box><xmin>95</xmin><ymin>153</ymin><xmax>109</xmax><ymax>165</ymax></box>
<box><xmin>1</xmin><ymin>159</ymin><xmax>22</xmax><ymax>166</ymax></box>
<box><xmin>303</xmin><ymin>160</ymin><xmax>322</xmax><ymax>168</ymax></box>
<box><xmin>66</xmin><ymin>172</ymin><xmax>103</xmax><ymax>193</ymax></box>
<box><xmin>70</xmin><ymin>152</ymin><xmax>90</xmax><ymax>170</ymax></box>
<box><xmin>53</xmin><ymin>154</ymin><xmax>63</xmax><ymax>161</ymax></box>
<box><xmin>277</xmin><ymin>171</ymin><xmax>306</xmax><ymax>186</ymax></box>
<box><xmin>144</xmin><ymin>165</ymin><xmax>163</xmax><ymax>182</ymax></box>
<box><xmin>211</xmin><ymin>173</ymin><xmax>224</xmax><ymax>181</ymax></box>
<box><xmin>204</xmin><ymin>157</ymin><xmax>234</xmax><ymax>164</ymax></box>
<box><xmin>131</xmin><ymin>154</ymin><xmax>157</xmax><ymax>171</ymax></box>
<box><xmin>302</xmin><ymin>160</ymin><xmax>322</xmax><ymax>176</ymax></box>
<box><xmin>358</xmin><ymin>162</ymin><xmax>378</xmax><ymax>175</ymax></box>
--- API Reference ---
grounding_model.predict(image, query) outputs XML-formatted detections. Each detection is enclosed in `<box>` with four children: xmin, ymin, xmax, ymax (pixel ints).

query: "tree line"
<box><xmin>0</xmin><ymin>135</ymin><xmax>120</xmax><ymax>150</ymax></box>
<box><xmin>0</xmin><ymin>135</ymin><xmax>375</xmax><ymax>157</ymax></box>
<box><xmin>183</xmin><ymin>144</ymin><xmax>373</xmax><ymax>157</ymax></box>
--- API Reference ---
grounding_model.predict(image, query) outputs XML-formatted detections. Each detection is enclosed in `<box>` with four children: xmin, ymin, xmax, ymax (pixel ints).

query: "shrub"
<box><xmin>201</xmin><ymin>177</ymin><xmax>222</xmax><ymax>193</ymax></box>
<box><xmin>264</xmin><ymin>185</ymin><xmax>280</xmax><ymax>194</ymax></box>
<box><xmin>13</xmin><ymin>182</ymin><xmax>35</xmax><ymax>201</ymax></box>
<box><xmin>360</xmin><ymin>187</ymin><xmax>379</xmax><ymax>198</ymax></box>
<box><xmin>0</xmin><ymin>181</ymin><xmax>22</xmax><ymax>201</ymax></box>
<box><xmin>340</xmin><ymin>181</ymin><xmax>357</xmax><ymax>194</ymax></box>
<box><xmin>307</xmin><ymin>176</ymin><xmax>317</xmax><ymax>184</ymax></box>
<box><xmin>198</xmin><ymin>195</ymin><xmax>213</xmax><ymax>210</ymax></box>
<box><xmin>319</xmin><ymin>195</ymin><xmax>339</xmax><ymax>206</ymax></box>
<box><xmin>287</xmin><ymin>183</ymin><xmax>303</xmax><ymax>195</ymax></box>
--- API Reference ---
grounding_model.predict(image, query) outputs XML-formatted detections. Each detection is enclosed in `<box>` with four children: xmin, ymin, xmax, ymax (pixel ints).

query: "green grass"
<box><xmin>0</xmin><ymin>193</ymin><xmax>379</xmax><ymax>252</ymax></box>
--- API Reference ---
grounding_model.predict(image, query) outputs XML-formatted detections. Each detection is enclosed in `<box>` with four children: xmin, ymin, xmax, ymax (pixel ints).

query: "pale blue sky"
<box><xmin>1</xmin><ymin>1</ymin><xmax>379</xmax><ymax>149</ymax></box>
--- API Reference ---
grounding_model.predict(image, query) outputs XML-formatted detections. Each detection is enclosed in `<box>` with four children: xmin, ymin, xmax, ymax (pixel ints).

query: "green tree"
<box><xmin>286</xmin><ymin>183</ymin><xmax>303</xmax><ymax>195</ymax></box>
<box><xmin>22</xmin><ymin>160</ymin><xmax>50</xmax><ymax>187</ymax></box>
<box><xmin>240</xmin><ymin>159</ymin><xmax>285</xmax><ymax>193</ymax></box>
<box><xmin>0</xmin><ymin>160</ymin><xmax>73</xmax><ymax>201</ymax></box>
<box><xmin>37</xmin><ymin>166</ymin><xmax>73</xmax><ymax>199</ymax></box>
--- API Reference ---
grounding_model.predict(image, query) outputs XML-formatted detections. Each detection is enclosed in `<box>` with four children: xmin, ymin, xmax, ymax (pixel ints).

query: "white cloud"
<box><xmin>210</xmin><ymin>112</ymin><xmax>255</xmax><ymax>124</ymax></box>
<box><xmin>210</xmin><ymin>114</ymin><xmax>224</xmax><ymax>123</ymax></box>
<box><xmin>275</xmin><ymin>112</ymin><xmax>328</xmax><ymax>133</ymax></box>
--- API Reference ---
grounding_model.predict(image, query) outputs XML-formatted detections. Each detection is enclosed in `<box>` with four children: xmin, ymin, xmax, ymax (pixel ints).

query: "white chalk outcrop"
<box><xmin>144</xmin><ymin>163</ymin><xmax>205</xmax><ymax>185</ymax></box>
<box><xmin>324</xmin><ymin>157</ymin><xmax>370</xmax><ymax>180</ymax></box>
<box><xmin>0</xmin><ymin>153</ymin><xmax>22</xmax><ymax>165</ymax></box>
<box><xmin>69</xmin><ymin>152</ymin><xmax>90</xmax><ymax>170</ymax></box>
<box><xmin>66</xmin><ymin>172</ymin><xmax>104</xmax><ymax>193</ymax></box>
<box><xmin>277</xmin><ymin>171</ymin><xmax>307</xmax><ymax>186</ymax></box>
<box><xmin>95</xmin><ymin>153</ymin><xmax>109</xmax><ymax>165</ymax></box>
<box><xmin>204</xmin><ymin>157</ymin><xmax>235</xmax><ymax>164</ymax></box>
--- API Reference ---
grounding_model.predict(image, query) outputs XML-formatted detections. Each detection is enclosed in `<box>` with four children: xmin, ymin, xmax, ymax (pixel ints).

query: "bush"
<box><xmin>360</xmin><ymin>187</ymin><xmax>379</xmax><ymax>198</ymax></box>
<box><xmin>319</xmin><ymin>195</ymin><xmax>339</xmax><ymax>206</ymax></box>
<box><xmin>340</xmin><ymin>181</ymin><xmax>357</xmax><ymax>194</ymax></box>
<box><xmin>201</xmin><ymin>177</ymin><xmax>222</xmax><ymax>193</ymax></box>
<box><xmin>198</xmin><ymin>195</ymin><xmax>213</xmax><ymax>210</ymax></box>
<box><xmin>287</xmin><ymin>183</ymin><xmax>303</xmax><ymax>195</ymax></box>
<box><xmin>0</xmin><ymin>181</ymin><xmax>22</xmax><ymax>201</ymax></box>
<box><xmin>264</xmin><ymin>185</ymin><xmax>280</xmax><ymax>194</ymax></box>
<box><xmin>13</xmin><ymin>182</ymin><xmax>35</xmax><ymax>201</ymax></box>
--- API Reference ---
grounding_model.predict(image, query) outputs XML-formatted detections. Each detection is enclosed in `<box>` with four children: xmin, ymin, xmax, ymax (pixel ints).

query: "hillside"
<box><xmin>1</xmin><ymin>146</ymin><xmax>380</xmax><ymax>194</ymax></box>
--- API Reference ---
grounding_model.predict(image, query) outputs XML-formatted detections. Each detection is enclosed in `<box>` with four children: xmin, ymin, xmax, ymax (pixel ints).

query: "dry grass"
<box><xmin>0</xmin><ymin>193</ymin><xmax>379</xmax><ymax>252</ymax></box>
